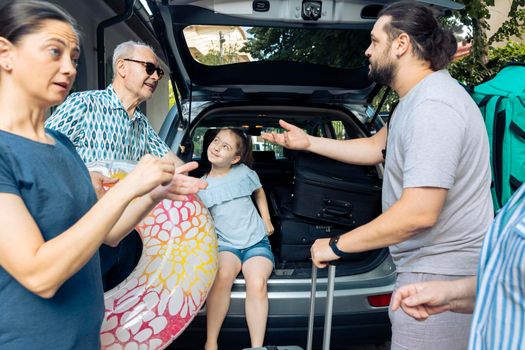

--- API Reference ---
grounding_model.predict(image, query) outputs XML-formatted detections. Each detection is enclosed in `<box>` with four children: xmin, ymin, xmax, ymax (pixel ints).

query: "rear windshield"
<box><xmin>192</xmin><ymin>126</ymin><xmax>286</xmax><ymax>160</ymax></box>
<box><xmin>183</xmin><ymin>25</ymin><xmax>370</xmax><ymax>69</ymax></box>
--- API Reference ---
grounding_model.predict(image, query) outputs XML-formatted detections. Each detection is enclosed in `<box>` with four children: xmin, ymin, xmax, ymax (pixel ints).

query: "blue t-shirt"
<box><xmin>199</xmin><ymin>164</ymin><xmax>267</xmax><ymax>249</ymax></box>
<box><xmin>0</xmin><ymin>129</ymin><xmax>103</xmax><ymax>349</ymax></box>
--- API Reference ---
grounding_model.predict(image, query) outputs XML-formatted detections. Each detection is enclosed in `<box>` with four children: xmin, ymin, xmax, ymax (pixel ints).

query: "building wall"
<box><xmin>486</xmin><ymin>0</ymin><xmax>524</xmax><ymax>45</ymax></box>
<box><xmin>183</xmin><ymin>25</ymin><xmax>252</xmax><ymax>62</ymax></box>
<box><xmin>0</xmin><ymin>0</ymin><xmax>169</xmax><ymax>131</ymax></box>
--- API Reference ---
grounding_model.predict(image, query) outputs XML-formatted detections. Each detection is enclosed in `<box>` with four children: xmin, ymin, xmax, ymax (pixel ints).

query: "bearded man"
<box><xmin>262</xmin><ymin>2</ymin><xmax>493</xmax><ymax>349</ymax></box>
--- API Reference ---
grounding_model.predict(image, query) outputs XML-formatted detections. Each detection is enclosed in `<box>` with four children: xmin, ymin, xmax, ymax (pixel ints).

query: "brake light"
<box><xmin>367</xmin><ymin>293</ymin><xmax>392</xmax><ymax>307</ymax></box>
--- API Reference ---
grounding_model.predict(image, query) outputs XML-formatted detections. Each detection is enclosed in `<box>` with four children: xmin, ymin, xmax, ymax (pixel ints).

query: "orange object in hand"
<box><xmin>105</xmin><ymin>171</ymin><xmax>127</xmax><ymax>188</ymax></box>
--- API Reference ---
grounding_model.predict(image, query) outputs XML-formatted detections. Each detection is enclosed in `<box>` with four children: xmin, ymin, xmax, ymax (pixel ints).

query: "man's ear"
<box><xmin>231</xmin><ymin>155</ymin><xmax>241</xmax><ymax>165</ymax></box>
<box><xmin>394</xmin><ymin>33</ymin><xmax>411</xmax><ymax>57</ymax></box>
<box><xmin>115</xmin><ymin>59</ymin><xmax>127</xmax><ymax>78</ymax></box>
<box><xmin>0</xmin><ymin>37</ymin><xmax>14</xmax><ymax>72</ymax></box>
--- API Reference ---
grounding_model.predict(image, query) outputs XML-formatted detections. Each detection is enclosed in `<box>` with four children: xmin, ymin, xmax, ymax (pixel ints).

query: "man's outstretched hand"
<box><xmin>261</xmin><ymin>119</ymin><xmax>311</xmax><ymax>151</ymax></box>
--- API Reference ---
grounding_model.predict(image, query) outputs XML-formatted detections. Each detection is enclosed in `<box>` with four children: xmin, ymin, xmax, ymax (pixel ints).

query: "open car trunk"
<box><xmin>185</xmin><ymin>102</ymin><xmax>387</xmax><ymax>278</ymax></box>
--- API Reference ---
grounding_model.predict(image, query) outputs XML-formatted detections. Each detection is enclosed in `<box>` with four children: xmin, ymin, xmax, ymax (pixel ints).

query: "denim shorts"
<box><xmin>219</xmin><ymin>236</ymin><xmax>275</xmax><ymax>266</ymax></box>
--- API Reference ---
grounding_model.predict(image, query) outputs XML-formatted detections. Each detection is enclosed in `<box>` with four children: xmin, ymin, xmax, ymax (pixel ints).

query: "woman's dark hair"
<box><xmin>226</xmin><ymin>128</ymin><xmax>254</xmax><ymax>168</ymax></box>
<box><xmin>378</xmin><ymin>1</ymin><xmax>457</xmax><ymax>71</ymax></box>
<box><xmin>0</xmin><ymin>1</ymin><xmax>79</xmax><ymax>44</ymax></box>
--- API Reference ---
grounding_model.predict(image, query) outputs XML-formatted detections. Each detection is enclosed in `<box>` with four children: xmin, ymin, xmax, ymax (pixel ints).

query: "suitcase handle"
<box><xmin>322</xmin><ymin>199</ymin><xmax>352</xmax><ymax>217</ymax></box>
<box><xmin>307</xmin><ymin>264</ymin><xmax>336</xmax><ymax>350</ymax></box>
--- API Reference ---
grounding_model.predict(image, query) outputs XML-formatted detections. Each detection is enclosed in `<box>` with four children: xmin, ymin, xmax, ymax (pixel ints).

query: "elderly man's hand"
<box><xmin>149</xmin><ymin>161</ymin><xmax>208</xmax><ymax>202</ymax></box>
<box><xmin>310</xmin><ymin>237</ymin><xmax>340</xmax><ymax>268</ymax></box>
<box><xmin>391</xmin><ymin>280</ymin><xmax>455</xmax><ymax>321</ymax></box>
<box><xmin>89</xmin><ymin>171</ymin><xmax>119</xmax><ymax>199</ymax></box>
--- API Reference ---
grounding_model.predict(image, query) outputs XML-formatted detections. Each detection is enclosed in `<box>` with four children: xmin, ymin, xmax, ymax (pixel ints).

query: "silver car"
<box><xmin>139</xmin><ymin>0</ymin><xmax>461</xmax><ymax>348</ymax></box>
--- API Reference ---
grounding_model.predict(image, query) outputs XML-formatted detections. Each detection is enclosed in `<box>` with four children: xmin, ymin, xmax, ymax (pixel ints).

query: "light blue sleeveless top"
<box><xmin>199</xmin><ymin>164</ymin><xmax>267</xmax><ymax>249</ymax></box>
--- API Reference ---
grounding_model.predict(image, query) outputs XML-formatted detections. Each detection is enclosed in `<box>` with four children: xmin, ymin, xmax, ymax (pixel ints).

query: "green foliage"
<box><xmin>489</xmin><ymin>0</ymin><xmax>525</xmax><ymax>44</ymax></box>
<box><xmin>192</xmin><ymin>127</ymin><xmax>208</xmax><ymax>158</ymax></box>
<box><xmin>450</xmin><ymin>41</ymin><xmax>525</xmax><ymax>85</ymax></box>
<box><xmin>180</xmin><ymin>2</ymin><xmax>524</xmax><ymax>104</ymax></box>
<box><xmin>197</xmin><ymin>45</ymin><xmax>245</xmax><ymax>65</ymax></box>
<box><xmin>240</xmin><ymin>28</ymin><xmax>370</xmax><ymax>69</ymax></box>
<box><xmin>168</xmin><ymin>82</ymin><xmax>176</xmax><ymax>109</ymax></box>
<box><xmin>447</xmin><ymin>0</ymin><xmax>525</xmax><ymax>85</ymax></box>
<box><xmin>371</xmin><ymin>87</ymin><xmax>399</xmax><ymax>114</ymax></box>
<box><xmin>240</xmin><ymin>2</ymin><xmax>524</xmax><ymax>90</ymax></box>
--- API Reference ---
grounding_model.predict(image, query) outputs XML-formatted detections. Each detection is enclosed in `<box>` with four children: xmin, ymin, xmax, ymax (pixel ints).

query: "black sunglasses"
<box><xmin>123</xmin><ymin>58</ymin><xmax>164</xmax><ymax>79</ymax></box>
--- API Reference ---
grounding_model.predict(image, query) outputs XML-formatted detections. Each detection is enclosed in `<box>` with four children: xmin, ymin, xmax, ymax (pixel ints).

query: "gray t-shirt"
<box><xmin>383</xmin><ymin>70</ymin><xmax>493</xmax><ymax>275</ymax></box>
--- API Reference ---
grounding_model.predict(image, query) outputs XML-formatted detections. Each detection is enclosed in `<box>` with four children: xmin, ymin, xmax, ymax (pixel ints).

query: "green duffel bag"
<box><xmin>471</xmin><ymin>62</ymin><xmax>525</xmax><ymax>211</ymax></box>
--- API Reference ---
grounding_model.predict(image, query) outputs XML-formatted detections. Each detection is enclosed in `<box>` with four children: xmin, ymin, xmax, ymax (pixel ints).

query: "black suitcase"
<box><xmin>269</xmin><ymin>185</ymin><xmax>369</xmax><ymax>263</ymax></box>
<box><xmin>292</xmin><ymin>153</ymin><xmax>382</xmax><ymax>227</ymax></box>
<box><xmin>278</xmin><ymin>208</ymin><xmax>368</xmax><ymax>262</ymax></box>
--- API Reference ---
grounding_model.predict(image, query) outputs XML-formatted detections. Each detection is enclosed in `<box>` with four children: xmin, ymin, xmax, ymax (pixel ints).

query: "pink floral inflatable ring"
<box><xmin>87</xmin><ymin>161</ymin><xmax>218</xmax><ymax>350</ymax></box>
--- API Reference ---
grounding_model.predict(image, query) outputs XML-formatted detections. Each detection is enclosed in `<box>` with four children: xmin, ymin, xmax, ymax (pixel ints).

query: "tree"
<box><xmin>240</xmin><ymin>2</ymin><xmax>525</xmax><ymax>86</ymax></box>
<box><xmin>240</xmin><ymin>28</ymin><xmax>370</xmax><ymax>69</ymax></box>
<box><xmin>197</xmin><ymin>45</ymin><xmax>245</xmax><ymax>65</ymax></box>
<box><xmin>449</xmin><ymin>0</ymin><xmax>525</xmax><ymax>85</ymax></box>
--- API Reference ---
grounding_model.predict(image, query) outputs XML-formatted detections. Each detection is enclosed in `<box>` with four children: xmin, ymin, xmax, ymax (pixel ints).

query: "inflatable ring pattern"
<box><xmin>92</xmin><ymin>163</ymin><xmax>217</xmax><ymax>350</ymax></box>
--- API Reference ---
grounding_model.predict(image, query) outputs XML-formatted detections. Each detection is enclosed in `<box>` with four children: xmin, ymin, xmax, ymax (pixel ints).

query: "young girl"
<box><xmin>200</xmin><ymin>128</ymin><xmax>275</xmax><ymax>350</ymax></box>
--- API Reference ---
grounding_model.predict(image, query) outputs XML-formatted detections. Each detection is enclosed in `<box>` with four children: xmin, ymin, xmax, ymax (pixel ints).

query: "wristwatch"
<box><xmin>329</xmin><ymin>235</ymin><xmax>352</xmax><ymax>258</ymax></box>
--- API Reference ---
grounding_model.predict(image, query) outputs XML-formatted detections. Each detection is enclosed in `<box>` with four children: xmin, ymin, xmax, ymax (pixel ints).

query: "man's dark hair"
<box><xmin>0</xmin><ymin>0</ymin><xmax>80</xmax><ymax>45</ymax></box>
<box><xmin>378</xmin><ymin>1</ymin><xmax>457</xmax><ymax>71</ymax></box>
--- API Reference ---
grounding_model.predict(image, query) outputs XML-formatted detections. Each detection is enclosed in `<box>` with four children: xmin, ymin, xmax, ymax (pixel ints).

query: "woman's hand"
<box><xmin>149</xmin><ymin>161</ymin><xmax>208</xmax><ymax>202</ymax></box>
<box><xmin>118</xmin><ymin>155</ymin><xmax>175</xmax><ymax>199</ymax></box>
<box><xmin>89</xmin><ymin>171</ymin><xmax>118</xmax><ymax>199</ymax></box>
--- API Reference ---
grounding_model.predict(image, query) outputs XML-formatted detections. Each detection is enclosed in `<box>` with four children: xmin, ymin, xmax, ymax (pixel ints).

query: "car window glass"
<box><xmin>314</xmin><ymin>126</ymin><xmax>325</xmax><ymax>137</ymax></box>
<box><xmin>192</xmin><ymin>126</ymin><xmax>313</xmax><ymax>160</ymax></box>
<box><xmin>183</xmin><ymin>25</ymin><xmax>369</xmax><ymax>69</ymax></box>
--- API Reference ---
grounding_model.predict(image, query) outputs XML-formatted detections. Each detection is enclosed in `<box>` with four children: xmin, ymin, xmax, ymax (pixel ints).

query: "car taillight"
<box><xmin>367</xmin><ymin>293</ymin><xmax>392</xmax><ymax>307</ymax></box>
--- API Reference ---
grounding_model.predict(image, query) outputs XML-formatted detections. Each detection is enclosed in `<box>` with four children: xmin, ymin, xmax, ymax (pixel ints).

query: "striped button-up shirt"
<box><xmin>469</xmin><ymin>184</ymin><xmax>525</xmax><ymax>349</ymax></box>
<box><xmin>45</xmin><ymin>85</ymin><xmax>170</xmax><ymax>164</ymax></box>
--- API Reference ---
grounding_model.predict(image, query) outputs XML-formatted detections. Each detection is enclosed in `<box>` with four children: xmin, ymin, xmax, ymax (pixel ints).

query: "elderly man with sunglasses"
<box><xmin>46</xmin><ymin>41</ymin><xmax>174</xmax><ymax>175</ymax></box>
<box><xmin>45</xmin><ymin>41</ymin><xmax>196</xmax><ymax>290</ymax></box>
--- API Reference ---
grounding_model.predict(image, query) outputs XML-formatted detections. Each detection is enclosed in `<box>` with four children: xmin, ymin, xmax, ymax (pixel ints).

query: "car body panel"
<box><xmin>146</xmin><ymin>0</ymin><xmax>464</xmax><ymax>347</ymax></box>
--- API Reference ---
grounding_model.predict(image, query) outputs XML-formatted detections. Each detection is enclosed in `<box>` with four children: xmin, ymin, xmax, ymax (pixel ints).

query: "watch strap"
<box><xmin>329</xmin><ymin>235</ymin><xmax>353</xmax><ymax>258</ymax></box>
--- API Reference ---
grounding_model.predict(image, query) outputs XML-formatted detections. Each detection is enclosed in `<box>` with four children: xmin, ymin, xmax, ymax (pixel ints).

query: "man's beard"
<box><xmin>368</xmin><ymin>59</ymin><xmax>396</xmax><ymax>86</ymax></box>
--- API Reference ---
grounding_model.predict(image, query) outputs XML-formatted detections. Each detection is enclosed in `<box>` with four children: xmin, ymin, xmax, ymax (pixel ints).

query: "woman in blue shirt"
<box><xmin>0</xmin><ymin>2</ymin><xmax>205</xmax><ymax>349</ymax></box>
<box><xmin>199</xmin><ymin>128</ymin><xmax>275</xmax><ymax>350</ymax></box>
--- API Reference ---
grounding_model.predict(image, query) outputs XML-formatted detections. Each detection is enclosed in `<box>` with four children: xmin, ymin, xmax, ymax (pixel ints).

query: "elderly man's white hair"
<box><xmin>112</xmin><ymin>41</ymin><xmax>156</xmax><ymax>78</ymax></box>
